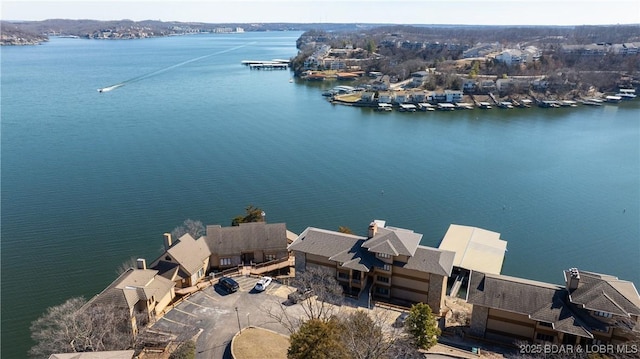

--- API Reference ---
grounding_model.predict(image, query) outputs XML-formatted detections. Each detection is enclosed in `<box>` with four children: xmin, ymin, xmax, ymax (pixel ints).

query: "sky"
<box><xmin>2</xmin><ymin>0</ymin><xmax>640</xmax><ymax>26</ymax></box>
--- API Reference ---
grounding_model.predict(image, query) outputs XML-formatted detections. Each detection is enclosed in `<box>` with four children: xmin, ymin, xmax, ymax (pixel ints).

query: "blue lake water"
<box><xmin>1</xmin><ymin>32</ymin><xmax>639</xmax><ymax>358</ymax></box>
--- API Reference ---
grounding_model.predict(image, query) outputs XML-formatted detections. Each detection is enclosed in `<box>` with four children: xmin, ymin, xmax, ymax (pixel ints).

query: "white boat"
<box><xmin>605</xmin><ymin>95</ymin><xmax>622</xmax><ymax>103</ymax></box>
<box><xmin>616</xmin><ymin>92</ymin><xmax>636</xmax><ymax>100</ymax></box>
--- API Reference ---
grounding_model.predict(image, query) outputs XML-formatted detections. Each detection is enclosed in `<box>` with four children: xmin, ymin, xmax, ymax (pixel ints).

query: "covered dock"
<box><xmin>438</xmin><ymin>224</ymin><xmax>508</xmax><ymax>275</ymax></box>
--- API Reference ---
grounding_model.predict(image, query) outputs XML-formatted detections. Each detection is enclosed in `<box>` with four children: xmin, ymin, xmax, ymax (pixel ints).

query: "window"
<box><xmin>265</xmin><ymin>254</ymin><xmax>277</xmax><ymax>261</ymax></box>
<box><xmin>383</xmin><ymin>264</ymin><xmax>391</xmax><ymax>271</ymax></box>
<box><xmin>377</xmin><ymin>253</ymin><xmax>391</xmax><ymax>259</ymax></box>
<box><xmin>197</xmin><ymin>268</ymin><xmax>205</xmax><ymax>278</ymax></box>
<box><xmin>536</xmin><ymin>333</ymin><xmax>554</xmax><ymax>342</ymax></box>
<box><xmin>594</xmin><ymin>311</ymin><xmax>613</xmax><ymax>318</ymax></box>
<box><xmin>338</xmin><ymin>271</ymin><xmax>349</xmax><ymax>280</ymax></box>
<box><xmin>376</xmin><ymin>275</ymin><xmax>389</xmax><ymax>283</ymax></box>
<box><xmin>539</xmin><ymin>322</ymin><xmax>552</xmax><ymax>327</ymax></box>
<box><xmin>220</xmin><ymin>258</ymin><xmax>232</xmax><ymax>266</ymax></box>
<box><xmin>375</xmin><ymin>287</ymin><xmax>389</xmax><ymax>296</ymax></box>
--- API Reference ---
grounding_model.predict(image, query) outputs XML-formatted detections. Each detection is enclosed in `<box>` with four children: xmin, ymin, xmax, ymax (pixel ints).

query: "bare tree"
<box><xmin>340</xmin><ymin>310</ymin><xmax>395</xmax><ymax>359</ymax></box>
<box><xmin>29</xmin><ymin>297</ymin><xmax>139</xmax><ymax>358</ymax></box>
<box><xmin>263</xmin><ymin>266</ymin><xmax>344</xmax><ymax>334</ymax></box>
<box><xmin>116</xmin><ymin>256</ymin><xmax>139</xmax><ymax>275</ymax></box>
<box><xmin>293</xmin><ymin>267</ymin><xmax>344</xmax><ymax>322</ymax></box>
<box><xmin>171</xmin><ymin>219</ymin><xmax>205</xmax><ymax>239</ymax></box>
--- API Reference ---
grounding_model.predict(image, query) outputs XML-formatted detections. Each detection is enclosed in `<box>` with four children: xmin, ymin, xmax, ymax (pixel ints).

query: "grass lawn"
<box><xmin>231</xmin><ymin>327</ymin><xmax>289</xmax><ymax>359</ymax></box>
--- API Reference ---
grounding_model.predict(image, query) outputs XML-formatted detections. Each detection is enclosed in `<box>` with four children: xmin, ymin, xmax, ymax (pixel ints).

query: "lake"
<box><xmin>1</xmin><ymin>31</ymin><xmax>638</xmax><ymax>358</ymax></box>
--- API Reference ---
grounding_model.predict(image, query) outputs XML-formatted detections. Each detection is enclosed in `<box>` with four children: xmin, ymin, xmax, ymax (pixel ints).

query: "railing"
<box><xmin>249</xmin><ymin>256</ymin><xmax>293</xmax><ymax>275</ymax></box>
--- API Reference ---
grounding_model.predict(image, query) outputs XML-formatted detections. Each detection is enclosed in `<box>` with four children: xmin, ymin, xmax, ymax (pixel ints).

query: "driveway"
<box><xmin>149</xmin><ymin>276</ymin><xmax>306</xmax><ymax>359</ymax></box>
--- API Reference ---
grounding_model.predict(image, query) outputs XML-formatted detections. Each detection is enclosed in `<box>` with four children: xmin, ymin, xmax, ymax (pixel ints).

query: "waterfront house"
<box><xmin>393</xmin><ymin>90</ymin><xmax>412</xmax><ymax>104</ymax></box>
<box><xmin>445</xmin><ymin>90</ymin><xmax>463</xmax><ymax>103</ymax></box>
<box><xmin>411</xmin><ymin>90</ymin><xmax>429</xmax><ymax>103</ymax></box>
<box><xmin>377</xmin><ymin>91</ymin><xmax>394</xmax><ymax>104</ymax></box>
<box><xmin>288</xmin><ymin>220</ymin><xmax>455</xmax><ymax>313</ymax></box>
<box><xmin>152</xmin><ymin>222</ymin><xmax>289</xmax><ymax>288</ymax></box>
<box><xmin>86</xmin><ymin>259</ymin><xmax>175</xmax><ymax>325</ymax></box>
<box><xmin>205</xmin><ymin>222</ymin><xmax>288</xmax><ymax>269</ymax></box>
<box><xmin>152</xmin><ymin>232</ymin><xmax>210</xmax><ymax>288</ymax></box>
<box><xmin>467</xmin><ymin>269</ymin><xmax>640</xmax><ymax>345</ymax></box>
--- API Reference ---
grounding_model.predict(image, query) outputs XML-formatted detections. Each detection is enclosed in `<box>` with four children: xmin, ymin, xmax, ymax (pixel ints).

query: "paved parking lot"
<box><xmin>149</xmin><ymin>276</ymin><xmax>307</xmax><ymax>359</ymax></box>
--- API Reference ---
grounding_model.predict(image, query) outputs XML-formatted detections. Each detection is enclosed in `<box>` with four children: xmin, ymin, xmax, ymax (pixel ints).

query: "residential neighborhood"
<box><xmin>49</xmin><ymin>218</ymin><xmax>640</xmax><ymax>358</ymax></box>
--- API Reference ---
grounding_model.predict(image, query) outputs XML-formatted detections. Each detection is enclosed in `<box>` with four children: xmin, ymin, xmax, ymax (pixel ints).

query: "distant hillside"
<box><xmin>1</xmin><ymin>21</ymin><xmax>48</xmax><ymax>45</ymax></box>
<box><xmin>0</xmin><ymin>19</ymin><xmax>378</xmax><ymax>45</ymax></box>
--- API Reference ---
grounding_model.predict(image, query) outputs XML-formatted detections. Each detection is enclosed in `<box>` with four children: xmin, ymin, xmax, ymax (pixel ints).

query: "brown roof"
<box><xmin>167</xmin><ymin>233</ymin><xmax>210</xmax><ymax>275</ymax></box>
<box><xmin>205</xmin><ymin>222</ymin><xmax>288</xmax><ymax>256</ymax></box>
<box><xmin>88</xmin><ymin>269</ymin><xmax>174</xmax><ymax>313</ymax></box>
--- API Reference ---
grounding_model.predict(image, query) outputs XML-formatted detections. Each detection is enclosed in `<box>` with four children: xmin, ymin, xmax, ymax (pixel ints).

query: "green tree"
<box><xmin>288</xmin><ymin>318</ymin><xmax>349</xmax><ymax>359</ymax></box>
<box><xmin>231</xmin><ymin>205</ymin><xmax>265</xmax><ymax>226</ymax></box>
<box><xmin>365</xmin><ymin>39</ymin><xmax>376</xmax><ymax>54</ymax></box>
<box><xmin>404</xmin><ymin>303</ymin><xmax>440</xmax><ymax>350</ymax></box>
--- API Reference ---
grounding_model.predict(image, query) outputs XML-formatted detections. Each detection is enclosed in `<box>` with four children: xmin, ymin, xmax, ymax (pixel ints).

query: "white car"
<box><xmin>254</xmin><ymin>276</ymin><xmax>273</xmax><ymax>292</ymax></box>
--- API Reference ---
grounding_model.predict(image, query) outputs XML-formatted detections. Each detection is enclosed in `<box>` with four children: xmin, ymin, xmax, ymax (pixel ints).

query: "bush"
<box><xmin>170</xmin><ymin>340</ymin><xmax>196</xmax><ymax>359</ymax></box>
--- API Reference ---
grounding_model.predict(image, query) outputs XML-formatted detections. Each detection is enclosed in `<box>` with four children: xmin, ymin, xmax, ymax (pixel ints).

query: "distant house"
<box><xmin>411</xmin><ymin>70</ymin><xmax>429</xmax><ymax>87</ymax></box>
<box><xmin>444</xmin><ymin>90</ymin><xmax>463</xmax><ymax>103</ymax></box>
<box><xmin>288</xmin><ymin>220</ymin><xmax>455</xmax><ymax>313</ymax></box>
<box><xmin>377</xmin><ymin>91</ymin><xmax>394</xmax><ymax>104</ymax></box>
<box><xmin>151</xmin><ymin>222</ymin><xmax>289</xmax><ymax>288</ymax></box>
<box><xmin>411</xmin><ymin>90</ymin><xmax>429</xmax><ymax>103</ymax></box>
<box><xmin>393</xmin><ymin>90</ymin><xmax>411</xmax><ymax>104</ymax></box>
<box><xmin>87</xmin><ymin>259</ymin><xmax>175</xmax><ymax>324</ymax></box>
<box><xmin>467</xmin><ymin>268</ymin><xmax>640</xmax><ymax>345</ymax></box>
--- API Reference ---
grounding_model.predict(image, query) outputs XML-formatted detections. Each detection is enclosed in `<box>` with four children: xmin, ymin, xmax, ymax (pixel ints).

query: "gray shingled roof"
<box><xmin>206</xmin><ymin>222</ymin><xmax>287</xmax><ymax>256</ymax></box>
<box><xmin>167</xmin><ymin>233</ymin><xmax>211</xmax><ymax>276</ymax></box>
<box><xmin>565</xmin><ymin>269</ymin><xmax>640</xmax><ymax>317</ymax></box>
<box><xmin>288</xmin><ymin>227</ymin><xmax>381</xmax><ymax>272</ymax></box>
<box><xmin>362</xmin><ymin>227</ymin><xmax>421</xmax><ymax>256</ymax></box>
<box><xmin>402</xmin><ymin>246</ymin><xmax>455</xmax><ymax>277</ymax></box>
<box><xmin>467</xmin><ymin>271</ymin><xmax>609</xmax><ymax>338</ymax></box>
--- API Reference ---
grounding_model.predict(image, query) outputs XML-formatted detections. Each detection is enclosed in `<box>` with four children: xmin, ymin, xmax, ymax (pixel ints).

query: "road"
<box><xmin>149</xmin><ymin>275</ymin><xmax>305</xmax><ymax>359</ymax></box>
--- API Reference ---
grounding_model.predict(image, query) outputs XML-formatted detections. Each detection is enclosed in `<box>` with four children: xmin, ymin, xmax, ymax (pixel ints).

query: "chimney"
<box><xmin>567</xmin><ymin>268</ymin><xmax>580</xmax><ymax>291</ymax></box>
<box><xmin>368</xmin><ymin>221</ymin><xmax>378</xmax><ymax>238</ymax></box>
<box><xmin>163</xmin><ymin>233</ymin><xmax>173</xmax><ymax>250</ymax></box>
<box><xmin>136</xmin><ymin>258</ymin><xmax>147</xmax><ymax>270</ymax></box>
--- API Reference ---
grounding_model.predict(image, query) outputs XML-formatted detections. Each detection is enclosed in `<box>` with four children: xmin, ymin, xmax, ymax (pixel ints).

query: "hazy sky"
<box><xmin>2</xmin><ymin>0</ymin><xmax>639</xmax><ymax>25</ymax></box>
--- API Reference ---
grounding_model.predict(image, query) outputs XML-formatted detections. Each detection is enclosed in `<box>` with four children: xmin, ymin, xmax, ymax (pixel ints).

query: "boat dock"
<box><xmin>242</xmin><ymin>59</ymin><xmax>290</xmax><ymax>70</ymax></box>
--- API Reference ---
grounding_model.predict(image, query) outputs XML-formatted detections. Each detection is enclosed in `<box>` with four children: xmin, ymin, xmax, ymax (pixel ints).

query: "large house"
<box><xmin>288</xmin><ymin>220</ymin><xmax>455</xmax><ymax>314</ymax></box>
<box><xmin>151</xmin><ymin>222</ymin><xmax>289</xmax><ymax>288</ymax></box>
<box><xmin>86</xmin><ymin>259</ymin><xmax>175</xmax><ymax>328</ymax></box>
<box><xmin>467</xmin><ymin>268</ymin><xmax>640</xmax><ymax>345</ymax></box>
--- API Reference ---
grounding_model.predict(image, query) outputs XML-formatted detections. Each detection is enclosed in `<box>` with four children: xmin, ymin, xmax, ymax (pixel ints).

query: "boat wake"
<box><xmin>97</xmin><ymin>84</ymin><xmax>123</xmax><ymax>93</ymax></box>
<box><xmin>97</xmin><ymin>42</ymin><xmax>255</xmax><ymax>93</ymax></box>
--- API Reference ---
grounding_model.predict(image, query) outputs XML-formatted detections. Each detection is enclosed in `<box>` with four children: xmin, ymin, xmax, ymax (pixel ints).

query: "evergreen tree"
<box><xmin>288</xmin><ymin>318</ymin><xmax>349</xmax><ymax>359</ymax></box>
<box><xmin>405</xmin><ymin>303</ymin><xmax>441</xmax><ymax>350</ymax></box>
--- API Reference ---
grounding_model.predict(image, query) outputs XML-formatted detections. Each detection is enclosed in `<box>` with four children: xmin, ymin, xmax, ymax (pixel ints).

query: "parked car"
<box><xmin>254</xmin><ymin>276</ymin><xmax>273</xmax><ymax>292</ymax></box>
<box><xmin>218</xmin><ymin>276</ymin><xmax>239</xmax><ymax>293</ymax></box>
<box><xmin>393</xmin><ymin>312</ymin><xmax>409</xmax><ymax>328</ymax></box>
<box><xmin>287</xmin><ymin>287</ymin><xmax>314</xmax><ymax>304</ymax></box>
